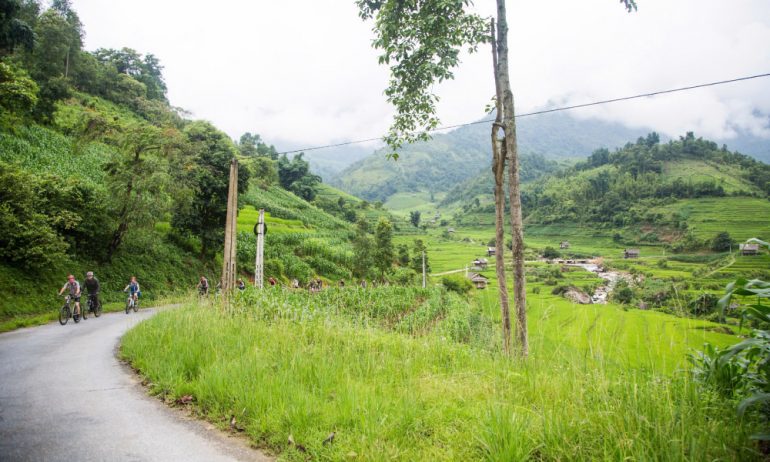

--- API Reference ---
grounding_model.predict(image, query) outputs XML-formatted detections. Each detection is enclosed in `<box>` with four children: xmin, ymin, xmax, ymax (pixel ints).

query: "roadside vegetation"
<box><xmin>122</xmin><ymin>285</ymin><xmax>761</xmax><ymax>461</ymax></box>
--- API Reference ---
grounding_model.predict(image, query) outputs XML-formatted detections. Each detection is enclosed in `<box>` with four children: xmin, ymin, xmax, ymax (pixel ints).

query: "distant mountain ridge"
<box><xmin>330</xmin><ymin>112</ymin><xmax>664</xmax><ymax>201</ymax></box>
<box><xmin>327</xmin><ymin>111</ymin><xmax>770</xmax><ymax>203</ymax></box>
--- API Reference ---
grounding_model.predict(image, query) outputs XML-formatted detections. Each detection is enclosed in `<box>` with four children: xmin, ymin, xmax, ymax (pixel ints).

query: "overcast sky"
<box><xmin>70</xmin><ymin>0</ymin><xmax>770</xmax><ymax>151</ymax></box>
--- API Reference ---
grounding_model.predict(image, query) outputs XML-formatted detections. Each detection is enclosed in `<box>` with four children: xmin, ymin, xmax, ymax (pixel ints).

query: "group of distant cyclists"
<box><xmin>58</xmin><ymin>272</ymin><xmax>141</xmax><ymax>321</ymax></box>
<box><xmin>196</xmin><ymin>276</ymin><xmax>245</xmax><ymax>297</ymax></box>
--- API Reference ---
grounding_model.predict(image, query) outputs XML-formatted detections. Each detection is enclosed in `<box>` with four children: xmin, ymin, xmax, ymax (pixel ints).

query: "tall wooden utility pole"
<box><xmin>221</xmin><ymin>159</ymin><xmax>239</xmax><ymax>295</ymax></box>
<box><xmin>254</xmin><ymin>209</ymin><xmax>265</xmax><ymax>288</ymax></box>
<box><xmin>421</xmin><ymin>250</ymin><xmax>426</xmax><ymax>288</ymax></box>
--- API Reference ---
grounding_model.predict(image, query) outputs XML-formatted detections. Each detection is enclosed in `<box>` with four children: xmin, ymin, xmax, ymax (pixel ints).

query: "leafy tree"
<box><xmin>277</xmin><ymin>153</ymin><xmax>321</xmax><ymax>200</ymax></box>
<box><xmin>249</xmin><ymin>156</ymin><xmax>278</xmax><ymax>186</ymax></box>
<box><xmin>0</xmin><ymin>162</ymin><xmax>65</xmax><ymax>267</ymax></box>
<box><xmin>0</xmin><ymin>161</ymin><xmax>110</xmax><ymax>267</ymax></box>
<box><xmin>0</xmin><ymin>60</ymin><xmax>37</xmax><ymax>119</ymax></box>
<box><xmin>397</xmin><ymin>244</ymin><xmax>410</xmax><ymax>266</ymax></box>
<box><xmin>172</xmin><ymin>121</ymin><xmax>249</xmax><ymax>257</ymax></box>
<box><xmin>0</xmin><ymin>0</ymin><xmax>35</xmax><ymax>55</ymax></box>
<box><xmin>711</xmin><ymin>232</ymin><xmax>734</xmax><ymax>252</ymax></box>
<box><xmin>411</xmin><ymin>239</ymin><xmax>430</xmax><ymax>274</ymax></box>
<box><xmin>352</xmin><ymin>218</ymin><xmax>374</xmax><ymax>278</ymax></box>
<box><xmin>102</xmin><ymin>123</ymin><xmax>176</xmax><ymax>261</ymax></box>
<box><xmin>238</xmin><ymin>132</ymin><xmax>278</xmax><ymax>159</ymax></box>
<box><xmin>373</xmin><ymin>217</ymin><xmax>394</xmax><ymax>277</ymax></box>
<box><xmin>357</xmin><ymin>0</ymin><xmax>637</xmax><ymax>357</ymax></box>
<box><xmin>409</xmin><ymin>210</ymin><xmax>421</xmax><ymax>228</ymax></box>
<box><xmin>92</xmin><ymin>47</ymin><xmax>167</xmax><ymax>101</ymax></box>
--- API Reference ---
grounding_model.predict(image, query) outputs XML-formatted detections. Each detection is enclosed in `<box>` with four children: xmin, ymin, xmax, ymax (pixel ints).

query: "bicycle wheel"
<box><xmin>94</xmin><ymin>300</ymin><xmax>102</xmax><ymax>317</ymax></box>
<box><xmin>59</xmin><ymin>305</ymin><xmax>70</xmax><ymax>325</ymax></box>
<box><xmin>125</xmin><ymin>299</ymin><xmax>131</xmax><ymax>314</ymax></box>
<box><xmin>133</xmin><ymin>298</ymin><xmax>139</xmax><ymax>312</ymax></box>
<box><xmin>81</xmin><ymin>304</ymin><xmax>87</xmax><ymax>320</ymax></box>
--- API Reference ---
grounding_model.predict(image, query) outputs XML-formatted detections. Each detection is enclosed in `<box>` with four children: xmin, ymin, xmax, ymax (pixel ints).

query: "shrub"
<box><xmin>542</xmin><ymin>246</ymin><xmax>560</xmax><ymax>259</ymax></box>
<box><xmin>441</xmin><ymin>275</ymin><xmax>473</xmax><ymax>294</ymax></box>
<box><xmin>612</xmin><ymin>280</ymin><xmax>635</xmax><ymax>304</ymax></box>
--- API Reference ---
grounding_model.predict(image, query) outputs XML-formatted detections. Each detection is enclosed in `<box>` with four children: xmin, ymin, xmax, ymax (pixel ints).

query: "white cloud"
<box><xmin>72</xmin><ymin>0</ymin><xmax>770</xmax><ymax>148</ymax></box>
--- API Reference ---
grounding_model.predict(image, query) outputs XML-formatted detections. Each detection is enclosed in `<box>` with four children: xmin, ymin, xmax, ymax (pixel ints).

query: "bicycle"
<box><xmin>58</xmin><ymin>295</ymin><xmax>82</xmax><ymax>325</ymax></box>
<box><xmin>125</xmin><ymin>293</ymin><xmax>139</xmax><ymax>314</ymax></box>
<box><xmin>86</xmin><ymin>293</ymin><xmax>102</xmax><ymax>318</ymax></box>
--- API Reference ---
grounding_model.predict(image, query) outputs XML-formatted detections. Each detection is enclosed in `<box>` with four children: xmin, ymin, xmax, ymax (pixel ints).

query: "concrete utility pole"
<box><xmin>422</xmin><ymin>250</ymin><xmax>426</xmax><ymax>288</ymax></box>
<box><xmin>220</xmin><ymin>159</ymin><xmax>239</xmax><ymax>295</ymax></box>
<box><xmin>254</xmin><ymin>209</ymin><xmax>265</xmax><ymax>288</ymax></box>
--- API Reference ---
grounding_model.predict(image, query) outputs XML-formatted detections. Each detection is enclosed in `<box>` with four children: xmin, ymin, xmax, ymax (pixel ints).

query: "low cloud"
<box><xmin>73</xmin><ymin>0</ymin><xmax>770</xmax><ymax>148</ymax></box>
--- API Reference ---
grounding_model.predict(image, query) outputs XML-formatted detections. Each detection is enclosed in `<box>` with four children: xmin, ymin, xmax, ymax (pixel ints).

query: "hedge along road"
<box><xmin>0</xmin><ymin>307</ymin><xmax>271</xmax><ymax>462</ymax></box>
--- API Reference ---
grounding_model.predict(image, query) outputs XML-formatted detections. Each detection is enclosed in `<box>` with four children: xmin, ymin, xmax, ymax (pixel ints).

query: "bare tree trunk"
<box><xmin>490</xmin><ymin>19</ymin><xmax>512</xmax><ymax>355</ymax></box>
<box><xmin>495</xmin><ymin>0</ymin><xmax>529</xmax><ymax>357</ymax></box>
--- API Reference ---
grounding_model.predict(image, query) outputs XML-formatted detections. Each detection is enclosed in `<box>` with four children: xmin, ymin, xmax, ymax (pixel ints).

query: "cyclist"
<box><xmin>83</xmin><ymin>271</ymin><xmax>101</xmax><ymax>314</ymax></box>
<box><xmin>123</xmin><ymin>276</ymin><xmax>141</xmax><ymax>305</ymax></box>
<box><xmin>58</xmin><ymin>274</ymin><xmax>81</xmax><ymax>319</ymax></box>
<box><xmin>197</xmin><ymin>276</ymin><xmax>209</xmax><ymax>296</ymax></box>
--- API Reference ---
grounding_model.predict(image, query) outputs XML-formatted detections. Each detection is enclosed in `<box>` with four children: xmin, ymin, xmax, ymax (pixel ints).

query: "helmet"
<box><xmin>86</xmin><ymin>271</ymin><xmax>94</xmax><ymax>277</ymax></box>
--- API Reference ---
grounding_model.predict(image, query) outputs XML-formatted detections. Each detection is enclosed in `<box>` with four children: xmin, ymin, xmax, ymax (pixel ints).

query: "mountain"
<box><xmin>331</xmin><ymin>112</ymin><xmax>656</xmax><ymax>202</ymax></box>
<box><xmin>331</xmin><ymin>111</ymin><xmax>770</xmax><ymax>203</ymax></box>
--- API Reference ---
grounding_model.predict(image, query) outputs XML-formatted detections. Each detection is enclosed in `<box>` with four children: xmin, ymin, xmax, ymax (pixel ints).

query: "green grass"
<box><xmin>384</xmin><ymin>191</ymin><xmax>442</xmax><ymax>216</ymax></box>
<box><xmin>122</xmin><ymin>287</ymin><xmax>760</xmax><ymax>461</ymax></box>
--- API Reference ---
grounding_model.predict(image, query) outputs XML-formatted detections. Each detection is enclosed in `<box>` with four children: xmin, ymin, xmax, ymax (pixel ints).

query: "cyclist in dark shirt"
<box><xmin>83</xmin><ymin>271</ymin><xmax>100</xmax><ymax>313</ymax></box>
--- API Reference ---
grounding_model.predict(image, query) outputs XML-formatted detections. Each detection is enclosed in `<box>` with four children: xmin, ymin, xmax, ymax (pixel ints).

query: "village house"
<box><xmin>471</xmin><ymin>258</ymin><xmax>488</xmax><ymax>270</ymax></box>
<box><xmin>559</xmin><ymin>241</ymin><xmax>570</xmax><ymax>249</ymax></box>
<box><xmin>740</xmin><ymin>243</ymin><xmax>760</xmax><ymax>256</ymax></box>
<box><xmin>624</xmin><ymin>248</ymin><xmax>640</xmax><ymax>259</ymax></box>
<box><xmin>487</xmin><ymin>246</ymin><xmax>496</xmax><ymax>257</ymax></box>
<box><xmin>467</xmin><ymin>272</ymin><xmax>489</xmax><ymax>289</ymax></box>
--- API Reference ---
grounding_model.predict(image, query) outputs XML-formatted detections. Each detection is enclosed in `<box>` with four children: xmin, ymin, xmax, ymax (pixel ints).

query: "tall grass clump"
<box><xmin>122</xmin><ymin>287</ymin><xmax>761</xmax><ymax>461</ymax></box>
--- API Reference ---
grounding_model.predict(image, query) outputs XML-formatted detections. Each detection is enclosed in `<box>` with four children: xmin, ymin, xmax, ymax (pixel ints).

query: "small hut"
<box><xmin>487</xmin><ymin>246</ymin><xmax>496</xmax><ymax>257</ymax></box>
<box><xmin>624</xmin><ymin>248</ymin><xmax>640</xmax><ymax>259</ymax></box>
<box><xmin>472</xmin><ymin>258</ymin><xmax>489</xmax><ymax>270</ymax></box>
<box><xmin>740</xmin><ymin>243</ymin><xmax>760</xmax><ymax>256</ymax></box>
<box><xmin>559</xmin><ymin>241</ymin><xmax>570</xmax><ymax>249</ymax></box>
<box><xmin>447</xmin><ymin>227</ymin><xmax>455</xmax><ymax>234</ymax></box>
<box><xmin>467</xmin><ymin>272</ymin><xmax>489</xmax><ymax>289</ymax></box>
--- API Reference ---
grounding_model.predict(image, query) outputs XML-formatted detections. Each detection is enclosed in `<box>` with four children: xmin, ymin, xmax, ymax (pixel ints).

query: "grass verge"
<box><xmin>121</xmin><ymin>287</ymin><xmax>762</xmax><ymax>461</ymax></box>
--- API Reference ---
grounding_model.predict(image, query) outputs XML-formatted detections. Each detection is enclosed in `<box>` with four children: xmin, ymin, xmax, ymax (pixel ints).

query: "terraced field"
<box><xmin>651</xmin><ymin>197</ymin><xmax>770</xmax><ymax>241</ymax></box>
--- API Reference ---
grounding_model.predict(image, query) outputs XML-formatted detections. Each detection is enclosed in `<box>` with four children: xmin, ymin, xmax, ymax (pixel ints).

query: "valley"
<box><xmin>2</xmin><ymin>1</ymin><xmax>770</xmax><ymax>461</ymax></box>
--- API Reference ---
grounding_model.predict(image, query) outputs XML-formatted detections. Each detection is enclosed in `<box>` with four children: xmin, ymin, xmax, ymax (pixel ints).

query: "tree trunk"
<box><xmin>490</xmin><ymin>19</ymin><xmax>512</xmax><ymax>355</ymax></box>
<box><xmin>495</xmin><ymin>0</ymin><xmax>529</xmax><ymax>357</ymax></box>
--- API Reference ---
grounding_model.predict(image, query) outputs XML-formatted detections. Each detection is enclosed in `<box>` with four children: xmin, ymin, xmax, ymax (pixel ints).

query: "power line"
<box><xmin>277</xmin><ymin>72</ymin><xmax>770</xmax><ymax>156</ymax></box>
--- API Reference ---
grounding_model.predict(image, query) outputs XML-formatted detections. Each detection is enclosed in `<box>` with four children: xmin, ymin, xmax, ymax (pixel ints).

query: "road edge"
<box><xmin>114</xmin><ymin>306</ymin><xmax>274</xmax><ymax>462</ymax></box>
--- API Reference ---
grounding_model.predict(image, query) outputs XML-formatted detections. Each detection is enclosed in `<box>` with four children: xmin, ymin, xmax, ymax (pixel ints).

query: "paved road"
<box><xmin>0</xmin><ymin>308</ymin><xmax>270</xmax><ymax>462</ymax></box>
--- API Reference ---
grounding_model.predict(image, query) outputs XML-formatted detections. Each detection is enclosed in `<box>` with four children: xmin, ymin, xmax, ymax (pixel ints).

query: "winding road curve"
<box><xmin>0</xmin><ymin>308</ymin><xmax>270</xmax><ymax>462</ymax></box>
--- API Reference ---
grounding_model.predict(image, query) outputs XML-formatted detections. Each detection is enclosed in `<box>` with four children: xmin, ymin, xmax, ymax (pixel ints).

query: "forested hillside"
<box><xmin>0</xmin><ymin>0</ymin><xmax>401</xmax><ymax>324</ymax></box>
<box><xmin>331</xmin><ymin>111</ymin><xmax>653</xmax><ymax>201</ymax></box>
<box><xmin>452</xmin><ymin>132</ymin><xmax>770</xmax><ymax>249</ymax></box>
<box><xmin>522</xmin><ymin>132</ymin><xmax>770</xmax><ymax>224</ymax></box>
<box><xmin>332</xmin><ymin>113</ymin><xmax>770</xmax><ymax>205</ymax></box>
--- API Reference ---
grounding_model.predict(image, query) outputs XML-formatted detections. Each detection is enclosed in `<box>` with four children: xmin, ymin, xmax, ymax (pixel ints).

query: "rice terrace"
<box><xmin>1</xmin><ymin>1</ymin><xmax>770</xmax><ymax>461</ymax></box>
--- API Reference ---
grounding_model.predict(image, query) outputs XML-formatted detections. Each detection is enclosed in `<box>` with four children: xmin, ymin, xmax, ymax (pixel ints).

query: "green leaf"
<box><xmin>737</xmin><ymin>393</ymin><xmax>770</xmax><ymax>417</ymax></box>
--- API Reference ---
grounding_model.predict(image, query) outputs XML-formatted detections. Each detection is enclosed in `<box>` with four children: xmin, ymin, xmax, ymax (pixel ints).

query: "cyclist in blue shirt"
<box><xmin>123</xmin><ymin>276</ymin><xmax>141</xmax><ymax>304</ymax></box>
